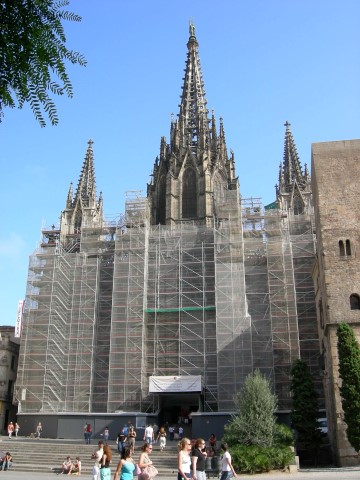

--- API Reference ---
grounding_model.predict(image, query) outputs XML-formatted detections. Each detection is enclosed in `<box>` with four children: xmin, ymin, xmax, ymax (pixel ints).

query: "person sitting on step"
<box><xmin>61</xmin><ymin>456</ymin><xmax>73</xmax><ymax>475</ymax></box>
<box><xmin>71</xmin><ymin>457</ymin><xmax>82</xmax><ymax>475</ymax></box>
<box><xmin>0</xmin><ymin>452</ymin><xmax>13</xmax><ymax>471</ymax></box>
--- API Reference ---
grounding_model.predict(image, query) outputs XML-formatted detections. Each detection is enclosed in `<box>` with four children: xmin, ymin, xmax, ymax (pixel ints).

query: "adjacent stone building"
<box><xmin>312</xmin><ymin>139</ymin><xmax>360</xmax><ymax>465</ymax></box>
<box><xmin>0</xmin><ymin>326</ymin><xmax>20</xmax><ymax>432</ymax></box>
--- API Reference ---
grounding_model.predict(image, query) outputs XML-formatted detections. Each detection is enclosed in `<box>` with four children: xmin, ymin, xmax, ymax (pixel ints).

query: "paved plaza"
<box><xmin>2</xmin><ymin>466</ymin><xmax>360</xmax><ymax>480</ymax></box>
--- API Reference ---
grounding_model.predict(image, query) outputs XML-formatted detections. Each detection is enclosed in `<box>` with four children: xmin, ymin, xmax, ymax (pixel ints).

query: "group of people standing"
<box><xmin>92</xmin><ymin>439</ymin><xmax>158</xmax><ymax>480</ymax></box>
<box><xmin>142</xmin><ymin>424</ymin><xmax>167</xmax><ymax>451</ymax></box>
<box><xmin>90</xmin><ymin>432</ymin><xmax>236</xmax><ymax>480</ymax></box>
<box><xmin>116</xmin><ymin>425</ymin><xmax>137</xmax><ymax>455</ymax></box>
<box><xmin>7</xmin><ymin>420</ymin><xmax>40</xmax><ymax>439</ymax></box>
<box><xmin>177</xmin><ymin>437</ymin><xmax>237</xmax><ymax>480</ymax></box>
<box><xmin>7</xmin><ymin>420</ymin><xmax>41</xmax><ymax>440</ymax></box>
<box><xmin>7</xmin><ymin>422</ymin><xmax>20</xmax><ymax>438</ymax></box>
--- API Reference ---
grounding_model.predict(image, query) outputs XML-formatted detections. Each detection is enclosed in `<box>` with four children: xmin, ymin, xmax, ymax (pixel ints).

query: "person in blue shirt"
<box><xmin>113</xmin><ymin>447</ymin><xmax>135</xmax><ymax>480</ymax></box>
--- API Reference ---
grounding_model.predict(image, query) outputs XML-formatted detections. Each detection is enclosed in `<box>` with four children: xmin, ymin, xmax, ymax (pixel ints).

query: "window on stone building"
<box><xmin>182</xmin><ymin>168</ymin><xmax>197</xmax><ymax>218</ymax></box>
<box><xmin>350</xmin><ymin>293</ymin><xmax>360</xmax><ymax>310</ymax></box>
<box><xmin>339</xmin><ymin>239</ymin><xmax>352</xmax><ymax>257</ymax></box>
<box><xmin>339</xmin><ymin>240</ymin><xmax>345</xmax><ymax>256</ymax></box>
<box><xmin>346</xmin><ymin>239</ymin><xmax>352</xmax><ymax>256</ymax></box>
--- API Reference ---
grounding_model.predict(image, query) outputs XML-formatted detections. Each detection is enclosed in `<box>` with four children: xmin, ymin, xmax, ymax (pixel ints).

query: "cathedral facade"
<box><xmin>16</xmin><ymin>25</ymin><xmax>322</xmax><ymax>438</ymax></box>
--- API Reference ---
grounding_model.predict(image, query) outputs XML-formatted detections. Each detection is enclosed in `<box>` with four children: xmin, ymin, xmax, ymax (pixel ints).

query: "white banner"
<box><xmin>15</xmin><ymin>300</ymin><xmax>24</xmax><ymax>338</ymax></box>
<box><xmin>149</xmin><ymin>375</ymin><xmax>202</xmax><ymax>393</ymax></box>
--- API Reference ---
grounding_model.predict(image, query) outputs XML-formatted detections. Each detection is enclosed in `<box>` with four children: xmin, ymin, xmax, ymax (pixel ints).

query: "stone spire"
<box><xmin>280</xmin><ymin>121</ymin><xmax>305</xmax><ymax>191</ymax></box>
<box><xmin>66</xmin><ymin>182</ymin><xmax>73</xmax><ymax>209</ymax></box>
<box><xmin>276</xmin><ymin>122</ymin><xmax>312</xmax><ymax>214</ymax></box>
<box><xmin>74</xmin><ymin>139</ymin><xmax>97</xmax><ymax>207</ymax></box>
<box><xmin>147</xmin><ymin>23</ymin><xmax>239</xmax><ymax>226</ymax></box>
<box><xmin>60</xmin><ymin>140</ymin><xmax>103</xmax><ymax>236</ymax></box>
<box><xmin>177</xmin><ymin>21</ymin><xmax>210</xmax><ymax>156</ymax></box>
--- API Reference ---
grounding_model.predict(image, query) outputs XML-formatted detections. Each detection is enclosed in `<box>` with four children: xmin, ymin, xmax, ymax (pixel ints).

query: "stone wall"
<box><xmin>312</xmin><ymin>139</ymin><xmax>360</xmax><ymax>466</ymax></box>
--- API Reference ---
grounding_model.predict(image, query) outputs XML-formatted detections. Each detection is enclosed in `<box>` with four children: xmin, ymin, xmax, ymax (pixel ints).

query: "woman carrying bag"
<box><xmin>138</xmin><ymin>443</ymin><xmax>158</xmax><ymax>480</ymax></box>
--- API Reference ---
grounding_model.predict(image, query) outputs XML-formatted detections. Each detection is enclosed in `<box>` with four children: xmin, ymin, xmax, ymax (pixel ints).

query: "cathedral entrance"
<box><xmin>157</xmin><ymin>393</ymin><xmax>201</xmax><ymax>439</ymax></box>
<box><xmin>149</xmin><ymin>375</ymin><xmax>202</xmax><ymax>438</ymax></box>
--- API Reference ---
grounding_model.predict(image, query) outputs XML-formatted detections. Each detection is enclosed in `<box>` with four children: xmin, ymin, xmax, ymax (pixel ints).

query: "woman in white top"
<box><xmin>220</xmin><ymin>443</ymin><xmax>237</xmax><ymax>480</ymax></box>
<box><xmin>156</xmin><ymin>427</ymin><xmax>167</xmax><ymax>451</ymax></box>
<box><xmin>177</xmin><ymin>437</ymin><xmax>192</xmax><ymax>480</ymax></box>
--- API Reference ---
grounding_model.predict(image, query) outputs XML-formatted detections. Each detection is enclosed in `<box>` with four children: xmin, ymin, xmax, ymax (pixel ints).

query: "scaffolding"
<box><xmin>242</xmin><ymin>198</ymin><xmax>321</xmax><ymax>410</ymax></box>
<box><xmin>17</xmin><ymin>191</ymin><xmax>322</xmax><ymax>414</ymax></box>
<box><xmin>17</xmin><ymin>219</ymin><xmax>117</xmax><ymax>413</ymax></box>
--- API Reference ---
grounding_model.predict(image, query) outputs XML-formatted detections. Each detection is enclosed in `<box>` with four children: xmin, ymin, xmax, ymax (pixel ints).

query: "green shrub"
<box><xmin>224</xmin><ymin>369</ymin><xmax>278</xmax><ymax>447</ymax></box>
<box><xmin>290</xmin><ymin>358</ymin><xmax>322</xmax><ymax>450</ymax></box>
<box><xmin>337</xmin><ymin>322</ymin><xmax>360</xmax><ymax>451</ymax></box>
<box><xmin>273</xmin><ymin>423</ymin><xmax>294</xmax><ymax>446</ymax></box>
<box><xmin>230</xmin><ymin>444</ymin><xmax>295</xmax><ymax>474</ymax></box>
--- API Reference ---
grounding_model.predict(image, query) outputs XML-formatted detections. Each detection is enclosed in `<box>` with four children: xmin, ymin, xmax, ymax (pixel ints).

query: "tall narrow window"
<box><xmin>156</xmin><ymin>175</ymin><xmax>167</xmax><ymax>225</ymax></box>
<box><xmin>346</xmin><ymin>239</ymin><xmax>352</xmax><ymax>256</ymax></box>
<box><xmin>319</xmin><ymin>300</ymin><xmax>324</xmax><ymax>329</ymax></box>
<box><xmin>293</xmin><ymin>192</ymin><xmax>304</xmax><ymax>215</ymax></box>
<box><xmin>339</xmin><ymin>240</ymin><xmax>345</xmax><ymax>256</ymax></box>
<box><xmin>7</xmin><ymin>380</ymin><xmax>12</xmax><ymax>398</ymax></box>
<box><xmin>182</xmin><ymin>168</ymin><xmax>197</xmax><ymax>218</ymax></box>
<box><xmin>350</xmin><ymin>294</ymin><xmax>360</xmax><ymax>310</ymax></box>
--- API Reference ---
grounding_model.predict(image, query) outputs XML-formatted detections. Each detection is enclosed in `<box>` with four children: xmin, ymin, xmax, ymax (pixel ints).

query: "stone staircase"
<box><xmin>0</xmin><ymin>438</ymin><xmax>179</xmax><ymax>476</ymax></box>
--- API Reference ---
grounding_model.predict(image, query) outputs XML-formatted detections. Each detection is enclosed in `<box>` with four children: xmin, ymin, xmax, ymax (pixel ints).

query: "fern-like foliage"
<box><xmin>0</xmin><ymin>0</ymin><xmax>87</xmax><ymax>126</ymax></box>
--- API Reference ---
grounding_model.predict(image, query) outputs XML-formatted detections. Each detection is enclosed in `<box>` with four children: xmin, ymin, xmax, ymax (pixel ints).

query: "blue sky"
<box><xmin>0</xmin><ymin>0</ymin><xmax>359</xmax><ymax>326</ymax></box>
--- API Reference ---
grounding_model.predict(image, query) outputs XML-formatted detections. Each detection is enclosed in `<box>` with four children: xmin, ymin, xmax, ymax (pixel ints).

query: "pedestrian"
<box><xmin>156</xmin><ymin>426</ymin><xmax>166</xmax><ymax>451</ymax></box>
<box><xmin>219</xmin><ymin>442</ymin><xmax>237</xmax><ymax>480</ymax></box>
<box><xmin>191</xmin><ymin>438</ymin><xmax>207</xmax><ymax>480</ymax></box>
<box><xmin>127</xmin><ymin>426</ymin><xmax>137</xmax><ymax>450</ymax></box>
<box><xmin>91</xmin><ymin>440</ymin><xmax>104</xmax><ymax>480</ymax></box>
<box><xmin>143</xmin><ymin>424</ymin><xmax>154</xmax><ymax>444</ymax></box>
<box><xmin>14</xmin><ymin>422</ymin><xmax>20</xmax><ymax>437</ymax></box>
<box><xmin>138</xmin><ymin>442</ymin><xmax>158</xmax><ymax>479</ymax></box>
<box><xmin>177</xmin><ymin>437</ymin><xmax>192</xmax><ymax>480</ymax></box>
<box><xmin>113</xmin><ymin>446</ymin><xmax>135</xmax><ymax>480</ymax></box>
<box><xmin>117</xmin><ymin>433</ymin><xmax>127</xmax><ymax>456</ymax></box>
<box><xmin>84</xmin><ymin>423</ymin><xmax>92</xmax><ymax>444</ymax></box>
<box><xmin>103</xmin><ymin>426</ymin><xmax>110</xmax><ymax>443</ymax></box>
<box><xmin>7</xmin><ymin>422</ymin><xmax>14</xmax><ymax>439</ymax></box>
<box><xmin>178</xmin><ymin>426</ymin><xmax>184</xmax><ymax>439</ymax></box>
<box><xmin>168</xmin><ymin>425</ymin><xmax>174</xmax><ymax>441</ymax></box>
<box><xmin>208</xmin><ymin>434</ymin><xmax>216</xmax><ymax>448</ymax></box>
<box><xmin>36</xmin><ymin>422</ymin><xmax>42</xmax><ymax>439</ymax></box>
<box><xmin>100</xmin><ymin>443</ymin><xmax>112</xmax><ymax>480</ymax></box>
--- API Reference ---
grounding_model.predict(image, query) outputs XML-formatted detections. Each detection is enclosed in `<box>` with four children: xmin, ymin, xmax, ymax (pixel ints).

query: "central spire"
<box><xmin>178</xmin><ymin>21</ymin><xmax>209</xmax><ymax>154</ymax></box>
<box><xmin>148</xmin><ymin>23</ymin><xmax>238</xmax><ymax>227</ymax></box>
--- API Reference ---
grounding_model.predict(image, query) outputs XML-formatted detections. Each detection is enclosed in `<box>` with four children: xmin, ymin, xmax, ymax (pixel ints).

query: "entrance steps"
<box><xmin>0</xmin><ymin>438</ymin><xmax>180</xmax><ymax>476</ymax></box>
